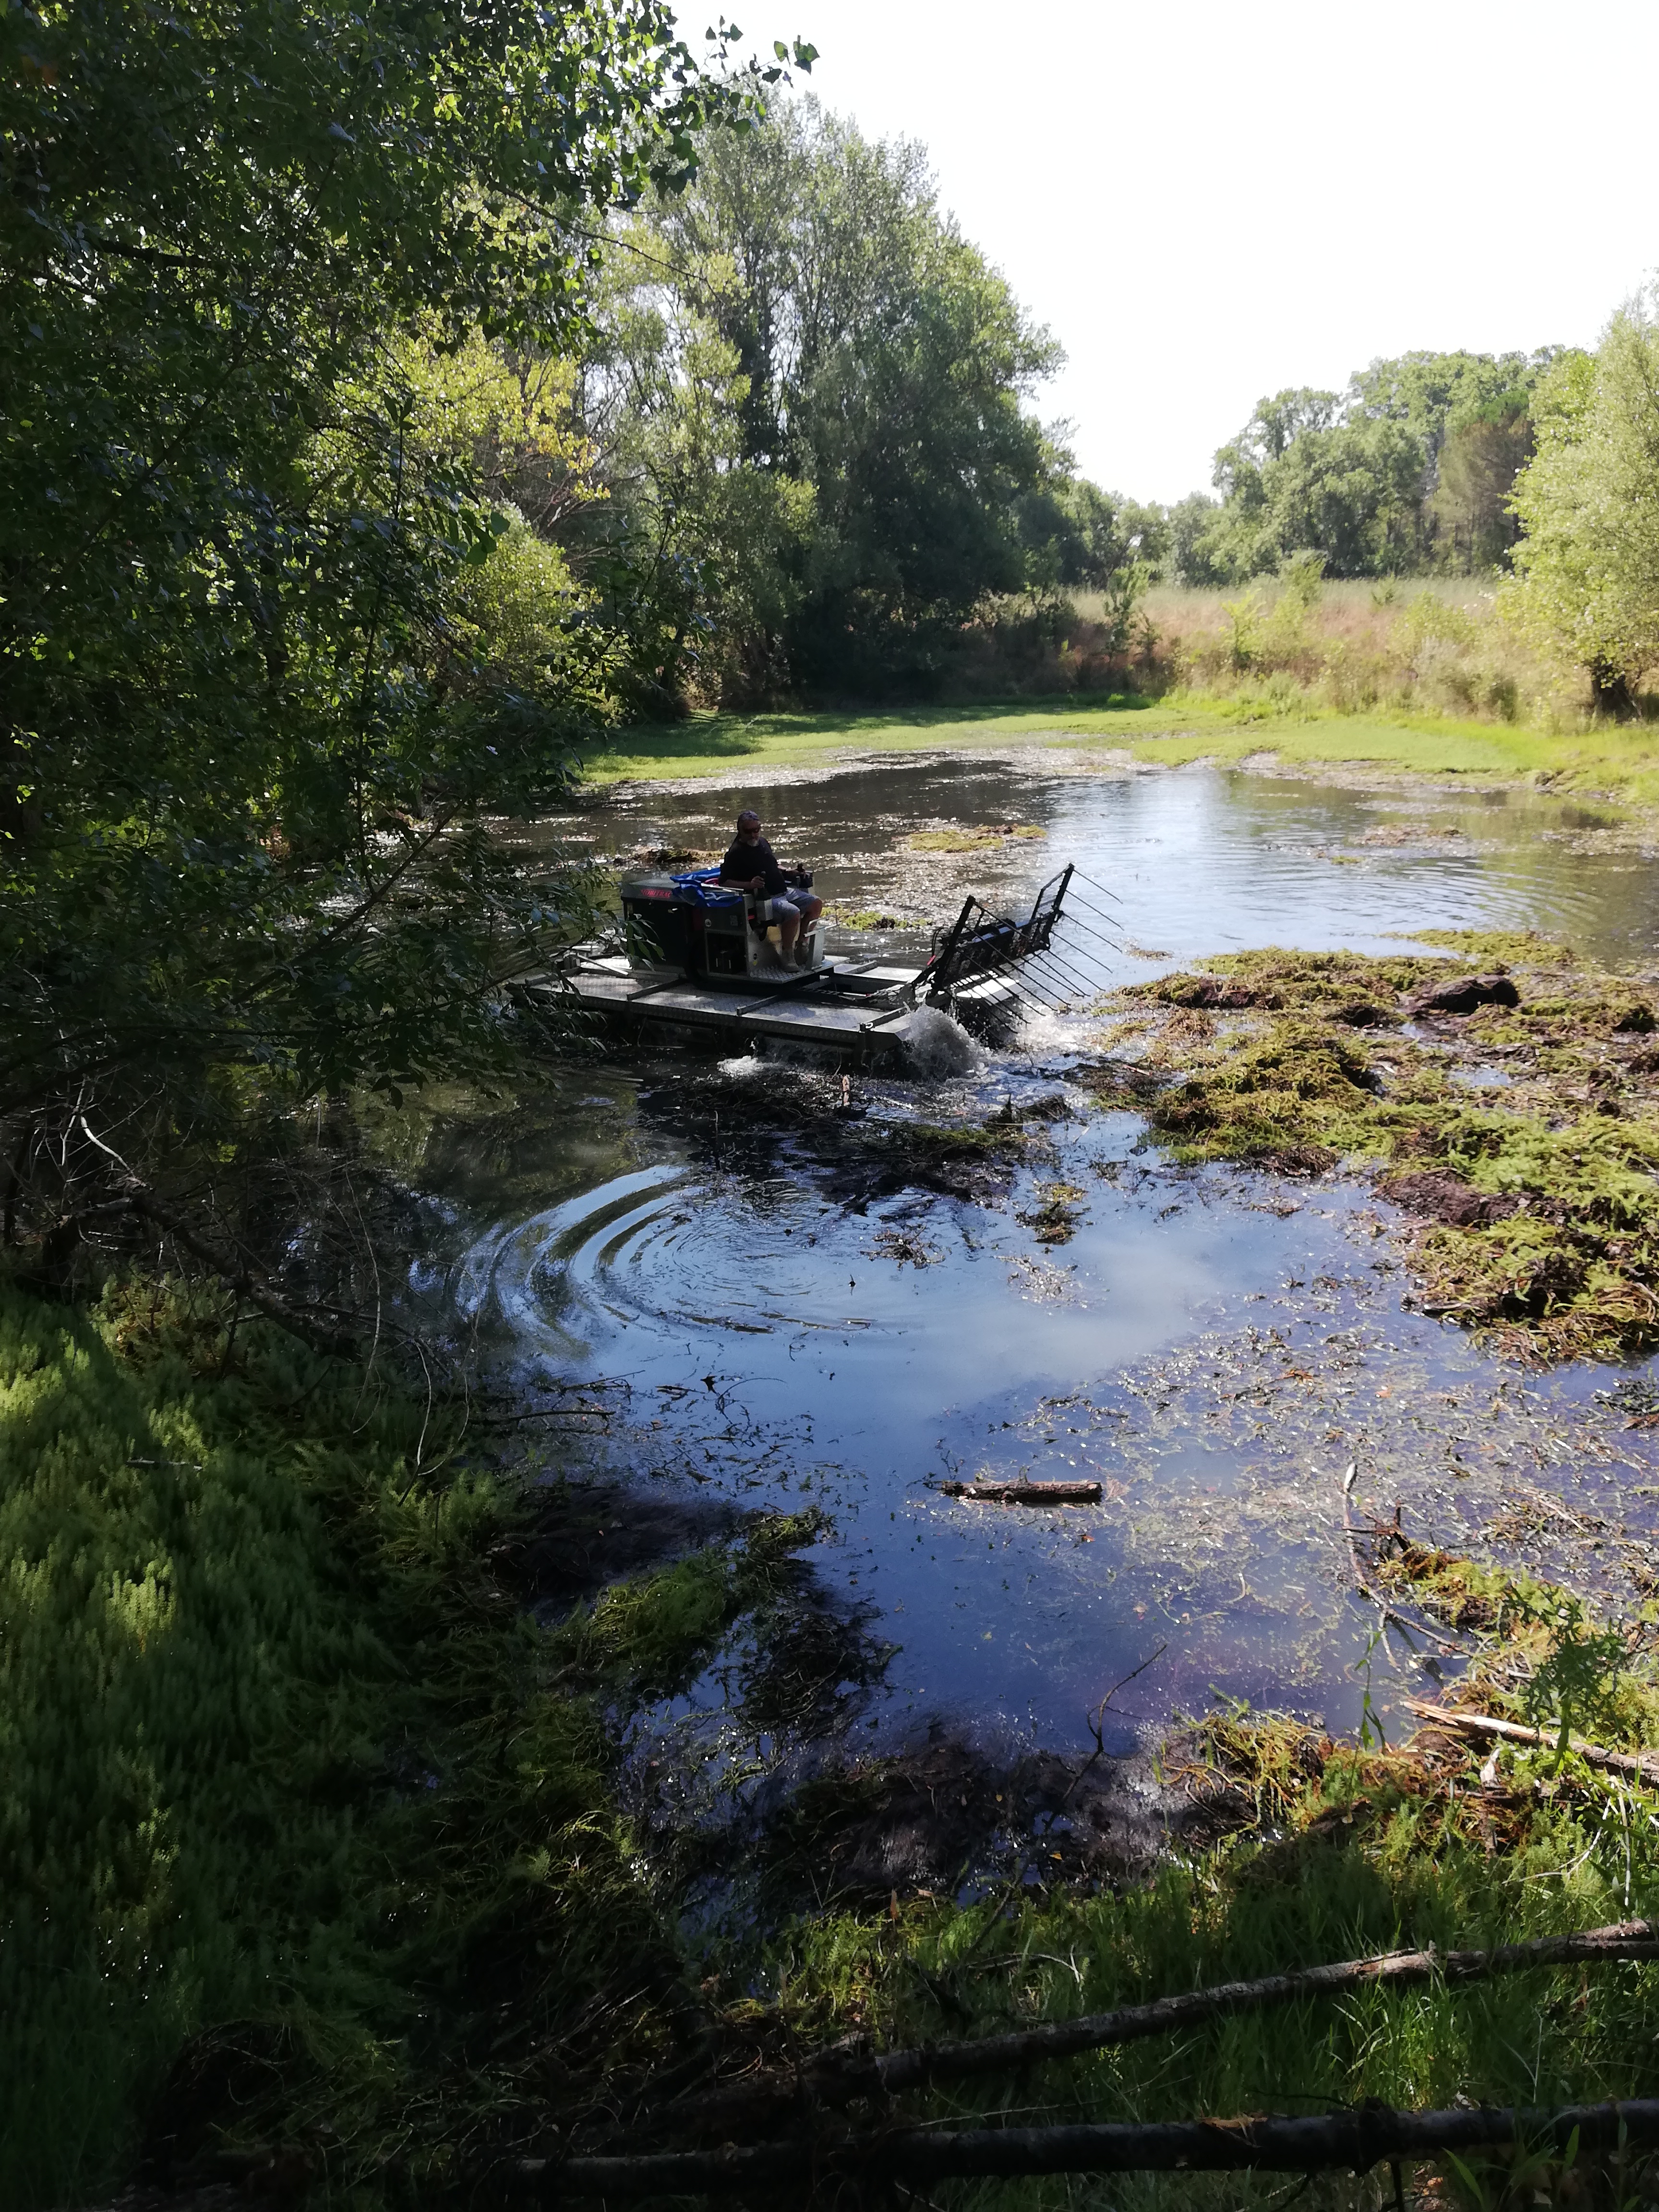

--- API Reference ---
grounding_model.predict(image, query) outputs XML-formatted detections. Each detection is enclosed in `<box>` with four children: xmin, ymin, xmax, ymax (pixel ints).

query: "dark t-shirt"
<box><xmin>720</xmin><ymin>834</ymin><xmax>786</xmax><ymax>897</ymax></box>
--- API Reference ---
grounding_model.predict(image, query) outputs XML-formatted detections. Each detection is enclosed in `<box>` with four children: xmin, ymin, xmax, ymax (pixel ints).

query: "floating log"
<box><xmin>940</xmin><ymin>1479</ymin><xmax>1103</xmax><ymax>1505</ymax></box>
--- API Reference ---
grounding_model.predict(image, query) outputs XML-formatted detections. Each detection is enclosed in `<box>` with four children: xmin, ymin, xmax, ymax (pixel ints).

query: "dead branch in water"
<box><xmin>1341</xmin><ymin>1462</ymin><xmax>1467</xmax><ymax>1659</ymax></box>
<box><xmin>939</xmin><ymin>1479</ymin><xmax>1103</xmax><ymax>1504</ymax></box>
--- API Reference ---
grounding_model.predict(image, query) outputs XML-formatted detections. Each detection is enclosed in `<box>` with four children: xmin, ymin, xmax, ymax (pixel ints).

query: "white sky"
<box><xmin>761</xmin><ymin>0</ymin><xmax>1659</xmax><ymax>504</ymax></box>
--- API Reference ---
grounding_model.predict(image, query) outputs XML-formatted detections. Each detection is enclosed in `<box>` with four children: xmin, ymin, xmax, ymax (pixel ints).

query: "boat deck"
<box><xmin>519</xmin><ymin>955</ymin><xmax>1020</xmax><ymax>1063</ymax></box>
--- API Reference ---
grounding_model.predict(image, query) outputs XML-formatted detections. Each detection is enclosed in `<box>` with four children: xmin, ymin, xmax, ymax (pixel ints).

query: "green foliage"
<box><xmin>1176</xmin><ymin>351</ymin><xmax>1563</xmax><ymax>587</ymax></box>
<box><xmin>1510</xmin><ymin>298</ymin><xmax>1659</xmax><ymax>713</ymax></box>
<box><xmin>585</xmin><ymin>96</ymin><xmax>1135</xmax><ymax>703</ymax></box>
<box><xmin>0</xmin><ymin>0</ymin><xmax>769</xmax><ymax>1121</ymax></box>
<box><xmin>1524</xmin><ymin>1600</ymin><xmax>1628</xmax><ymax>1764</ymax></box>
<box><xmin>553</xmin><ymin>1510</ymin><xmax>822</xmax><ymax>1700</ymax></box>
<box><xmin>1204</xmin><ymin>389</ymin><xmax>1430</xmax><ymax>580</ymax></box>
<box><xmin>0</xmin><ymin>1268</ymin><xmax>826</xmax><ymax>2206</ymax></box>
<box><xmin>0</xmin><ymin>1275</ymin><xmax>541</xmax><ymax>2203</ymax></box>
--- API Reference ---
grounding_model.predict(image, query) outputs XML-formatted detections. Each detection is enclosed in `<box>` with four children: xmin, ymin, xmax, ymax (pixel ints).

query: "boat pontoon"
<box><xmin>520</xmin><ymin>864</ymin><xmax>1082</xmax><ymax>1068</ymax></box>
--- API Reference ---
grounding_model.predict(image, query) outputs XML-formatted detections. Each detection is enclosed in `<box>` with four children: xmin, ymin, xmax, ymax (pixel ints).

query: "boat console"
<box><xmin>618</xmin><ymin>867</ymin><xmax>826</xmax><ymax>988</ymax></box>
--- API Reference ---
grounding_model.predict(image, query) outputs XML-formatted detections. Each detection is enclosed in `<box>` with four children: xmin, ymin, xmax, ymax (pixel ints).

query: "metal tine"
<box><xmin>998</xmin><ymin>968</ymin><xmax>1066</xmax><ymax>1018</ymax></box>
<box><xmin>1065</xmin><ymin>904</ymin><xmax>1129</xmax><ymax>941</ymax></box>
<box><xmin>1026</xmin><ymin>941</ymin><xmax>1103</xmax><ymax>993</ymax></box>
<box><xmin>1010</xmin><ymin>968</ymin><xmax>1067</xmax><ymax>1011</ymax></box>
<box><xmin>1053</xmin><ymin>925</ymin><xmax>1123</xmax><ymax>968</ymax></box>
<box><xmin>1036</xmin><ymin>929</ymin><xmax>1116</xmax><ymax>982</ymax></box>
<box><xmin>1057</xmin><ymin>915</ymin><xmax>1123</xmax><ymax>960</ymax></box>
<box><xmin>1066</xmin><ymin>894</ymin><xmax>1128</xmax><ymax>933</ymax></box>
<box><xmin>1020</xmin><ymin>959</ymin><xmax>1094</xmax><ymax>1010</ymax></box>
<box><xmin>1057</xmin><ymin>907</ymin><xmax>1124</xmax><ymax>946</ymax></box>
<box><xmin>1075</xmin><ymin>869</ymin><xmax>1125</xmax><ymax>907</ymax></box>
<box><xmin>1025</xmin><ymin>952</ymin><xmax>1103</xmax><ymax>1005</ymax></box>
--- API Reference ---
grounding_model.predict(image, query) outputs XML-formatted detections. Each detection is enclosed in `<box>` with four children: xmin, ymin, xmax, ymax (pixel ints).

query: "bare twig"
<box><xmin>1341</xmin><ymin>1463</ymin><xmax>1467</xmax><ymax>1659</ymax></box>
<box><xmin>1402</xmin><ymin>1700</ymin><xmax>1659</xmax><ymax>1784</ymax></box>
<box><xmin>117</xmin><ymin>1177</ymin><xmax>360</xmax><ymax>1361</ymax></box>
<box><xmin>525</xmin><ymin>2096</ymin><xmax>1659</xmax><ymax>2198</ymax></box>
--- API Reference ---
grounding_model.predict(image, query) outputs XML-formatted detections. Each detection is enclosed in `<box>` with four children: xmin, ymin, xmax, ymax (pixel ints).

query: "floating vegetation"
<box><xmin>905</xmin><ymin>821</ymin><xmax>1047</xmax><ymax>853</ymax></box>
<box><xmin>869</xmin><ymin>1224</ymin><xmax>940</xmax><ymax>1267</ymax></box>
<box><xmin>1087</xmin><ymin>932</ymin><xmax>1659</xmax><ymax>1359</ymax></box>
<box><xmin>824</xmin><ymin>903</ymin><xmax>907</xmax><ymax>929</ymax></box>
<box><xmin>1017</xmin><ymin>1178</ymin><xmax>1089</xmax><ymax>1245</ymax></box>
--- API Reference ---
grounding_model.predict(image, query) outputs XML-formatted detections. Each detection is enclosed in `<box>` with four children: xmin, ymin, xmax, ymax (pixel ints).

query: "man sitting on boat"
<box><xmin>719</xmin><ymin>808</ymin><xmax>824</xmax><ymax>966</ymax></box>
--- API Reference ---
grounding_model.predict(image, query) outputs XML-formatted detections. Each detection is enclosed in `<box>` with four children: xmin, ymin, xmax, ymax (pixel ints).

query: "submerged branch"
<box><xmin>118</xmin><ymin>1178</ymin><xmax>361</xmax><ymax>1361</ymax></box>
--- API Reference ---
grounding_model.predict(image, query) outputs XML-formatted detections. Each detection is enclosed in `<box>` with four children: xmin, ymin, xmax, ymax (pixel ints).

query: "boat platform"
<box><xmin>519</xmin><ymin>955</ymin><xmax>1021</xmax><ymax>1066</ymax></box>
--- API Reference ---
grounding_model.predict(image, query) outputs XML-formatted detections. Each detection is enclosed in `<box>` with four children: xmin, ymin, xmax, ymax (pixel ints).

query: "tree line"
<box><xmin>1168</xmin><ymin>349</ymin><xmax>1563</xmax><ymax>584</ymax></box>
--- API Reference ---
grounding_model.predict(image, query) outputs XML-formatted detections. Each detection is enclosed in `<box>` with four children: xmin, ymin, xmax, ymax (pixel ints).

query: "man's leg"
<box><xmin>776</xmin><ymin>906</ymin><xmax>800</xmax><ymax>958</ymax></box>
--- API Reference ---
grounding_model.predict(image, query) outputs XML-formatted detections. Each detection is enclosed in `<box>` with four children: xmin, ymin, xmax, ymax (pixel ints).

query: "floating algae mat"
<box><xmin>1093</xmin><ymin>931</ymin><xmax>1659</xmax><ymax>1359</ymax></box>
<box><xmin>424</xmin><ymin>759</ymin><xmax>1659</xmax><ymax>1777</ymax></box>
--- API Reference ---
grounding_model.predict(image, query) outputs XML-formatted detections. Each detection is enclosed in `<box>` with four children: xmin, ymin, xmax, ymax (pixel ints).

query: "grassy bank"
<box><xmin>0</xmin><ymin>1272</ymin><xmax>816</xmax><ymax>2207</ymax></box>
<box><xmin>579</xmin><ymin>697</ymin><xmax>1659</xmax><ymax>804</ymax></box>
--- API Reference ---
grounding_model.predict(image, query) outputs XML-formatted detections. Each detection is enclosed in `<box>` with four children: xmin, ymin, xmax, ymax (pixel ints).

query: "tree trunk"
<box><xmin>1588</xmin><ymin>657</ymin><xmax>1638</xmax><ymax>719</ymax></box>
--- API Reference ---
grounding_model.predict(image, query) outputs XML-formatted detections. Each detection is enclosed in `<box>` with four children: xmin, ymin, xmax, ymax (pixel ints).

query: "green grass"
<box><xmin>734</xmin><ymin>1698</ymin><xmax>1659</xmax><ymax>2212</ymax></box>
<box><xmin>576</xmin><ymin>695</ymin><xmax>1162</xmax><ymax>781</ymax></box>
<box><xmin>579</xmin><ymin>696</ymin><xmax>1659</xmax><ymax>803</ymax></box>
<box><xmin>0</xmin><ymin>1272</ymin><xmax>817</xmax><ymax>2207</ymax></box>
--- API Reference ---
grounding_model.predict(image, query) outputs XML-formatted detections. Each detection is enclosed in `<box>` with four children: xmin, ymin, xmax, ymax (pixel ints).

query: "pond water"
<box><xmin>422</xmin><ymin>755</ymin><xmax>1659</xmax><ymax>1773</ymax></box>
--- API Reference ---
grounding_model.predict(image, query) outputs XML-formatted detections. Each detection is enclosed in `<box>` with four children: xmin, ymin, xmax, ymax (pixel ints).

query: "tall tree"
<box><xmin>589</xmin><ymin>97</ymin><xmax>1067</xmax><ymax>698</ymax></box>
<box><xmin>1177</xmin><ymin>351</ymin><xmax>1565</xmax><ymax>584</ymax></box>
<box><xmin>1510</xmin><ymin>309</ymin><xmax>1659</xmax><ymax>715</ymax></box>
<box><xmin>0</xmin><ymin>1</ymin><xmax>786</xmax><ymax>1120</ymax></box>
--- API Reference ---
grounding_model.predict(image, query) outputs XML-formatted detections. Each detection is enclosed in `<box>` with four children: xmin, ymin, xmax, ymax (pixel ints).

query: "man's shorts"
<box><xmin>755</xmin><ymin>889</ymin><xmax>815</xmax><ymax>923</ymax></box>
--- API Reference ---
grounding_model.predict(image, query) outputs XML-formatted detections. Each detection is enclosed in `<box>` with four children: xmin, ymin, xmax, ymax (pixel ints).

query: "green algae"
<box><xmin>1089</xmin><ymin>937</ymin><xmax>1659</xmax><ymax>1359</ymax></box>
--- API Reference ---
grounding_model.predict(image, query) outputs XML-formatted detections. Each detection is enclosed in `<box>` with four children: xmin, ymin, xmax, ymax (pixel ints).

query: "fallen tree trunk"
<box><xmin>1402</xmin><ymin>1700</ymin><xmax>1659</xmax><ymax>1784</ymax></box>
<box><xmin>652</xmin><ymin>1922</ymin><xmax>1657</xmax><ymax>2135</ymax></box>
<box><xmin>857</xmin><ymin>1920</ymin><xmax>1659</xmax><ymax>2097</ymax></box>
<box><xmin>527</xmin><ymin>2097</ymin><xmax>1659</xmax><ymax>2198</ymax></box>
<box><xmin>939</xmin><ymin>1479</ymin><xmax>1103</xmax><ymax>1504</ymax></box>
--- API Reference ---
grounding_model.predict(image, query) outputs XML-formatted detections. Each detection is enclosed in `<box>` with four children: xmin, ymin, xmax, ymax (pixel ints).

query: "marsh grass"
<box><xmin>732</xmin><ymin>1677</ymin><xmax>1659</xmax><ymax>2211</ymax></box>
<box><xmin>1087</xmin><ymin>933</ymin><xmax>1659</xmax><ymax>1359</ymax></box>
<box><xmin>0</xmin><ymin>1272</ymin><xmax>821</xmax><ymax>2206</ymax></box>
<box><xmin>1136</xmin><ymin>578</ymin><xmax>1548</xmax><ymax>726</ymax></box>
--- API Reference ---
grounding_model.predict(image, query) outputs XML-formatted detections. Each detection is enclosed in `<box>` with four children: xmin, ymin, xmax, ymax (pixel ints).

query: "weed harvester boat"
<box><xmin>521</xmin><ymin>861</ymin><xmax>1115</xmax><ymax>1068</ymax></box>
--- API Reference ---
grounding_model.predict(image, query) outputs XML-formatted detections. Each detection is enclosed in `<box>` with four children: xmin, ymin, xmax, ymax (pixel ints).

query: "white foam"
<box><xmin>898</xmin><ymin>1004</ymin><xmax>984</xmax><ymax>1079</ymax></box>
